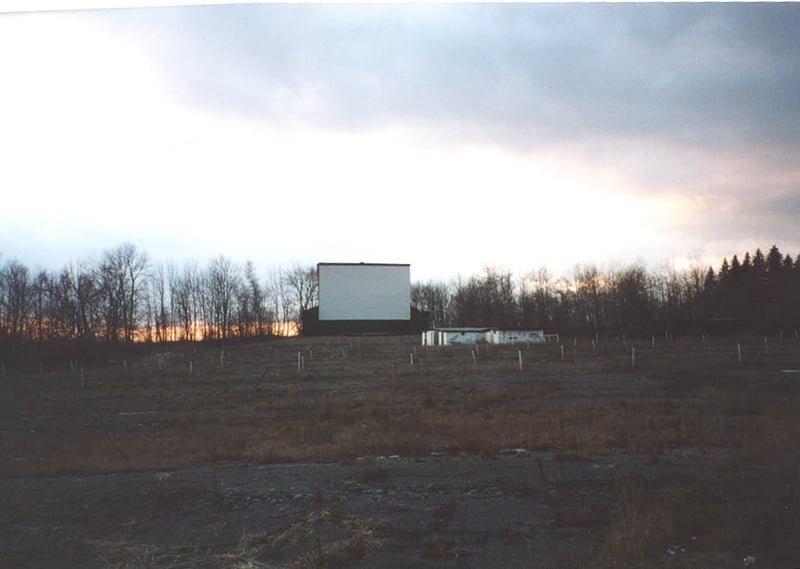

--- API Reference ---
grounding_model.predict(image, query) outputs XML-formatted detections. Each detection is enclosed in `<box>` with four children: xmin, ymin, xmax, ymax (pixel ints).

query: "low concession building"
<box><xmin>422</xmin><ymin>328</ymin><xmax>547</xmax><ymax>346</ymax></box>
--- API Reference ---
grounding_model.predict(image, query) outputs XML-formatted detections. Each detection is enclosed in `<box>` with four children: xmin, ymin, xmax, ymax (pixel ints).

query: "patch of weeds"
<box><xmin>547</xmin><ymin>487</ymin><xmax>602</xmax><ymax>528</ymax></box>
<box><xmin>245</xmin><ymin>441</ymin><xmax>275</xmax><ymax>463</ymax></box>
<box><xmin>429</xmin><ymin>500</ymin><xmax>456</xmax><ymax>532</ymax></box>
<box><xmin>423</xmin><ymin>538</ymin><xmax>472</xmax><ymax>560</ymax></box>
<box><xmin>294</xmin><ymin>526</ymin><xmax>381</xmax><ymax>569</ymax></box>
<box><xmin>566</xmin><ymin>447</ymin><xmax>800</xmax><ymax>569</ymax></box>
<box><xmin>313</xmin><ymin>483</ymin><xmax>325</xmax><ymax>504</ymax></box>
<box><xmin>353</xmin><ymin>459</ymin><xmax>391</xmax><ymax>484</ymax></box>
<box><xmin>235</xmin><ymin>510</ymin><xmax>384</xmax><ymax>569</ymax></box>
<box><xmin>499</xmin><ymin>522</ymin><xmax>533</xmax><ymax>542</ymax></box>
<box><xmin>94</xmin><ymin>541</ymin><xmax>214</xmax><ymax>569</ymax></box>
<box><xmin>553</xmin><ymin>450</ymin><xmax>594</xmax><ymax>463</ymax></box>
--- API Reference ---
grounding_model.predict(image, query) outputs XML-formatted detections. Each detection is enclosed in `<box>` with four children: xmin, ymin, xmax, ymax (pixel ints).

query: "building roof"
<box><xmin>432</xmin><ymin>327</ymin><xmax>492</xmax><ymax>333</ymax></box>
<box><xmin>318</xmin><ymin>262</ymin><xmax>410</xmax><ymax>267</ymax></box>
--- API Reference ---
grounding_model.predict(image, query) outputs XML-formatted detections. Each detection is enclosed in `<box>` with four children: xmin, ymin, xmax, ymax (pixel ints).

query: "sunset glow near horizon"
<box><xmin>2</xmin><ymin>4</ymin><xmax>799</xmax><ymax>282</ymax></box>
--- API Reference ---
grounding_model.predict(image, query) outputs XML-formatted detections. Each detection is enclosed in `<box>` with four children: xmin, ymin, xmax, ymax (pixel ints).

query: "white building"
<box><xmin>487</xmin><ymin>329</ymin><xmax>545</xmax><ymax>345</ymax></box>
<box><xmin>422</xmin><ymin>327</ymin><xmax>546</xmax><ymax>346</ymax></box>
<box><xmin>422</xmin><ymin>327</ymin><xmax>491</xmax><ymax>346</ymax></box>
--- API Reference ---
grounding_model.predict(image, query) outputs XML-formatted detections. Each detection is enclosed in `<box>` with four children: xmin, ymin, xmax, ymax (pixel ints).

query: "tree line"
<box><xmin>412</xmin><ymin>245</ymin><xmax>800</xmax><ymax>339</ymax></box>
<box><xmin>3</xmin><ymin>242</ymin><xmax>800</xmax><ymax>358</ymax></box>
<box><xmin>0</xmin><ymin>242</ymin><xmax>318</xmax><ymax>350</ymax></box>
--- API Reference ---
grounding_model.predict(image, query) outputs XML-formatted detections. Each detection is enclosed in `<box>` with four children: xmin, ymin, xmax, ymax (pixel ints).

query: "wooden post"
<box><xmin>651</xmin><ymin>336</ymin><xmax>655</xmax><ymax>350</ymax></box>
<box><xmin>518</xmin><ymin>350</ymin><xmax>523</xmax><ymax>371</ymax></box>
<box><xmin>737</xmin><ymin>343</ymin><xmax>742</xmax><ymax>365</ymax></box>
<box><xmin>297</xmin><ymin>352</ymin><xmax>302</xmax><ymax>371</ymax></box>
<box><xmin>471</xmin><ymin>350</ymin><xmax>477</xmax><ymax>365</ymax></box>
<box><xmin>410</xmin><ymin>353</ymin><xmax>414</xmax><ymax>366</ymax></box>
<box><xmin>631</xmin><ymin>346</ymin><xmax>636</xmax><ymax>368</ymax></box>
<box><xmin>560</xmin><ymin>344</ymin><xmax>565</xmax><ymax>361</ymax></box>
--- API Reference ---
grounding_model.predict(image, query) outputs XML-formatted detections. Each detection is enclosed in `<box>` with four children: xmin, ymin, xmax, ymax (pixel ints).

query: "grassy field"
<box><xmin>2</xmin><ymin>334</ymin><xmax>799</xmax><ymax>567</ymax></box>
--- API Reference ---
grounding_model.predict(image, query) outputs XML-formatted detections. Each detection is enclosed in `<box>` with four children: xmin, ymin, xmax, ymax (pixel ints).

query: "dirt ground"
<box><xmin>1</xmin><ymin>335</ymin><xmax>799</xmax><ymax>568</ymax></box>
<box><xmin>2</xmin><ymin>451</ymin><xmax>708</xmax><ymax>568</ymax></box>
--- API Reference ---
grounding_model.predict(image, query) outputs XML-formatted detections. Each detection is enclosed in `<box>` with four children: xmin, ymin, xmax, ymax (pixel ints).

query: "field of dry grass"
<box><xmin>2</xmin><ymin>334</ymin><xmax>799</xmax><ymax>567</ymax></box>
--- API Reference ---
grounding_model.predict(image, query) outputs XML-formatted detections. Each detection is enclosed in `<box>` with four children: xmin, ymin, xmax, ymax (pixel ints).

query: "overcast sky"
<box><xmin>2</xmin><ymin>3</ymin><xmax>799</xmax><ymax>282</ymax></box>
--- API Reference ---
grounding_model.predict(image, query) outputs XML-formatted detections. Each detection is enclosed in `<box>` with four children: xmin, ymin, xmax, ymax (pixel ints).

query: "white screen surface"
<box><xmin>318</xmin><ymin>264</ymin><xmax>410</xmax><ymax>321</ymax></box>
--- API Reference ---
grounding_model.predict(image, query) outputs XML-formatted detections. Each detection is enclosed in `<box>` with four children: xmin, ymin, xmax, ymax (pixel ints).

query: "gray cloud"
<box><xmin>665</xmin><ymin>179</ymin><xmax>800</xmax><ymax>259</ymax></box>
<box><xmin>89</xmin><ymin>2</ymin><xmax>800</xmax><ymax>266</ymax></box>
<box><xmin>99</xmin><ymin>3</ymin><xmax>800</xmax><ymax>153</ymax></box>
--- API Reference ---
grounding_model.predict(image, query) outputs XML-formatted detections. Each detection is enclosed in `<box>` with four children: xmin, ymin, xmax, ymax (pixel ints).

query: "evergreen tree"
<box><xmin>703</xmin><ymin>267</ymin><xmax>716</xmax><ymax>292</ymax></box>
<box><xmin>719</xmin><ymin>257</ymin><xmax>730</xmax><ymax>282</ymax></box>
<box><xmin>782</xmin><ymin>254</ymin><xmax>794</xmax><ymax>272</ymax></box>
<box><xmin>766</xmin><ymin>245</ymin><xmax>783</xmax><ymax>277</ymax></box>
<box><xmin>730</xmin><ymin>255</ymin><xmax>741</xmax><ymax>281</ymax></box>
<box><xmin>762</xmin><ymin>246</ymin><xmax>785</xmax><ymax>333</ymax></box>
<box><xmin>741</xmin><ymin>251</ymin><xmax>752</xmax><ymax>275</ymax></box>
<box><xmin>702</xmin><ymin>267</ymin><xmax>717</xmax><ymax>318</ymax></box>
<box><xmin>753</xmin><ymin>248</ymin><xmax>766</xmax><ymax>278</ymax></box>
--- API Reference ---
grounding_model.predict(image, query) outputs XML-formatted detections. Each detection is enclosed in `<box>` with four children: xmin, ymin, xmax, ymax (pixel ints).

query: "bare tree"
<box><xmin>411</xmin><ymin>280</ymin><xmax>451</xmax><ymax>327</ymax></box>
<box><xmin>266</xmin><ymin>267</ymin><xmax>292</xmax><ymax>335</ymax></box>
<box><xmin>0</xmin><ymin>259</ymin><xmax>31</xmax><ymax>339</ymax></box>
<box><xmin>29</xmin><ymin>269</ymin><xmax>50</xmax><ymax>340</ymax></box>
<box><xmin>520</xmin><ymin>266</ymin><xmax>553</xmax><ymax>330</ymax></box>
<box><xmin>167</xmin><ymin>261</ymin><xmax>179</xmax><ymax>341</ymax></box>
<box><xmin>484</xmin><ymin>266</ymin><xmax>517</xmax><ymax>328</ymax></box>
<box><xmin>243</xmin><ymin>260</ymin><xmax>268</xmax><ymax>337</ymax></box>
<box><xmin>284</xmin><ymin>264</ymin><xmax>318</xmax><ymax>331</ymax></box>
<box><xmin>574</xmin><ymin>263</ymin><xmax>604</xmax><ymax>337</ymax></box>
<box><xmin>150</xmin><ymin>262</ymin><xmax>170</xmax><ymax>342</ymax></box>
<box><xmin>99</xmin><ymin>243</ymin><xmax>150</xmax><ymax>342</ymax></box>
<box><xmin>172</xmin><ymin>262</ymin><xmax>202</xmax><ymax>341</ymax></box>
<box><xmin>205</xmin><ymin>256</ymin><xmax>241</xmax><ymax>340</ymax></box>
<box><xmin>606</xmin><ymin>263</ymin><xmax>653</xmax><ymax>337</ymax></box>
<box><xmin>450</xmin><ymin>267</ymin><xmax>517</xmax><ymax>328</ymax></box>
<box><xmin>60</xmin><ymin>261</ymin><xmax>102</xmax><ymax>342</ymax></box>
